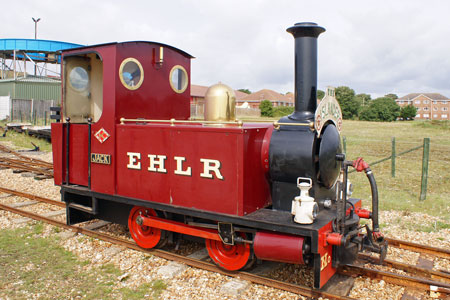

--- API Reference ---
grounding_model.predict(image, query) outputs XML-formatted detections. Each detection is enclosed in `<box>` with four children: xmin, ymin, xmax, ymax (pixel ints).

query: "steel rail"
<box><xmin>359</xmin><ymin>253</ymin><xmax>450</xmax><ymax>284</ymax></box>
<box><xmin>0</xmin><ymin>201</ymin><xmax>351</xmax><ymax>300</ymax></box>
<box><xmin>0</xmin><ymin>156</ymin><xmax>53</xmax><ymax>169</ymax></box>
<box><xmin>0</xmin><ymin>161</ymin><xmax>53</xmax><ymax>176</ymax></box>
<box><xmin>0</xmin><ymin>143</ymin><xmax>52</xmax><ymax>167</ymax></box>
<box><xmin>0</xmin><ymin>186</ymin><xmax>64</xmax><ymax>207</ymax></box>
<box><xmin>339</xmin><ymin>264</ymin><xmax>450</xmax><ymax>294</ymax></box>
<box><xmin>2</xmin><ymin>186</ymin><xmax>450</xmax><ymax>297</ymax></box>
<box><xmin>386</xmin><ymin>237</ymin><xmax>450</xmax><ymax>260</ymax></box>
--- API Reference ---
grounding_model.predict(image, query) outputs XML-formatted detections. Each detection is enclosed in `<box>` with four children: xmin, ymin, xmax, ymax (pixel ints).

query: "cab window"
<box><xmin>63</xmin><ymin>53</ymin><xmax>103</xmax><ymax>123</ymax></box>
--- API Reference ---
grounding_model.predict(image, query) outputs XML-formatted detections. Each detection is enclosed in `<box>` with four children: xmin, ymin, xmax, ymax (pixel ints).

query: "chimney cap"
<box><xmin>287</xmin><ymin>22</ymin><xmax>325</xmax><ymax>38</ymax></box>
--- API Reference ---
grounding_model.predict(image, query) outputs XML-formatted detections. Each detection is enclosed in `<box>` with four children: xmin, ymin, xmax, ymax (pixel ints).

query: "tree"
<box><xmin>384</xmin><ymin>93</ymin><xmax>398</xmax><ymax>100</ymax></box>
<box><xmin>259</xmin><ymin>100</ymin><xmax>274</xmax><ymax>117</ymax></box>
<box><xmin>355</xmin><ymin>93</ymin><xmax>371</xmax><ymax>107</ymax></box>
<box><xmin>359</xmin><ymin>97</ymin><xmax>401</xmax><ymax>122</ymax></box>
<box><xmin>317</xmin><ymin>89</ymin><xmax>325</xmax><ymax>100</ymax></box>
<box><xmin>335</xmin><ymin>86</ymin><xmax>360</xmax><ymax>119</ymax></box>
<box><xmin>400</xmin><ymin>104</ymin><xmax>417</xmax><ymax>120</ymax></box>
<box><xmin>238</xmin><ymin>88</ymin><xmax>251</xmax><ymax>94</ymax></box>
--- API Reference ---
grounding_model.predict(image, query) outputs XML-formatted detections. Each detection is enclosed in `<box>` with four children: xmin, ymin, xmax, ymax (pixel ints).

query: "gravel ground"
<box><xmin>0</xmin><ymin>143</ymin><xmax>449</xmax><ymax>299</ymax></box>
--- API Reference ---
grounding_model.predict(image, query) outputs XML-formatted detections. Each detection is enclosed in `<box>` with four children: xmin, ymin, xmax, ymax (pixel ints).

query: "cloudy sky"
<box><xmin>3</xmin><ymin>0</ymin><xmax>450</xmax><ymax>98</ymax></box>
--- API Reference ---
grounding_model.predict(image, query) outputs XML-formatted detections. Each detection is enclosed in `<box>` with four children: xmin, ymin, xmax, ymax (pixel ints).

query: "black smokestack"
<box><xmin>286</xmin><ymin>22</ymin><xmax>325</xmax><ymax>122</ymax></box>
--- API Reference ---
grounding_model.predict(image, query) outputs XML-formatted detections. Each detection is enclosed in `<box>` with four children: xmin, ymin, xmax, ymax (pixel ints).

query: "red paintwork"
<box><xmin>325</xmin><ymin>232</ymin><xmax>343</xmax><ymax>246</ymax></box>
<box><xmin>128</xmin><ymin>207</ymin><xmax>162</xmax><ymax>248</ymax></box>
<box><xmin>139</xmin><ymin>213</ymin><xmax>221</xmax><ymax>241</ymax></box>
<box><xmin>206</xmin><ymin>232</ymin><xmax>251</xmax><ymax>271</ymax></box>
<box><xmin>53</xmin><ymin>42</ymin><xmax>192</xmax><ymax>192</ymax></box>
<box><xmin>253</xmin><ymin>231</ymin><xmax>305</xmax><ymax>264</ymax></box>
<box><xmin>317</xmin><ymin>221</ymin><xmax>335</xmax><ymax>288</ymax></box>
<box><xmin>51</xmin><ymin>123</ymin><xmax>63</xmax><ymax>185</ymax></box>
<box><xmin>50</xmin><ymin>123</ymin><xmax>88</xmax><ymax>186</ymax></box>
<box><xmin>115</xmin><ymin>123</ymin><xmax>272</xmax><ymax>216</ymax></box>
<box><xmin>355</xmin><ymin>208</ymin><xmax>371</xmax><ymax>219</ymax></box>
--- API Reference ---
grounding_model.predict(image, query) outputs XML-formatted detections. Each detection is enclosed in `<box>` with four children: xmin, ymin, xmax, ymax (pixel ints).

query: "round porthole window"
<box><xmin>119</xmin><ymin>58</ymin><xmax>144</xmax><ymax>90</ymax></box>
<box><xmin>169</xmin><ymin>65</ymin><xmax>188</xmax><ymax>93</ymax></box>
<box><xmin>69</xmin><ymin>67</ymin><xmax>89</xmax><ymax>91</ymax></box>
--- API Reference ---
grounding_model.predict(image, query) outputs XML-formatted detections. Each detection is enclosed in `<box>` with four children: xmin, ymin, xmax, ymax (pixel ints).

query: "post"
<box><xmin>343</xmin><ymin>136</ymin><xmax>347</xmax><ymax>155</ymax></box>
<box><xmin>419</xmin><ymin>138</ymin><xmax>430</xmax><ymax>201</ymax></box>
<box><xmin>391</xmin><ymin>137</ymin><xmax>396</xmax><ymax>178</ymax></box>
<box><xmin>44</xmin><ymin>111</ymin><xmax>47</xmax><ymax>126</ymax></box>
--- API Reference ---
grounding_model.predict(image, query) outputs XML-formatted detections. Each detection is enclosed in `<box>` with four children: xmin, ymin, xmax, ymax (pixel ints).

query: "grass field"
<box><xmin>1</xmin><ymin>119</ymin><xmax>449</xmax><ymax>221</ymax></box>
<box><xmin>342</xmin><ymin>120</ymin><xmax>450</xmax><ymax>221</ymax></box>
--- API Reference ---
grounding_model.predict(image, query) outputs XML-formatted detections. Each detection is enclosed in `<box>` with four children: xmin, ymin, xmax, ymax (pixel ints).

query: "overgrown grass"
<box><xmin>342</xmin><ymin>120</ymin><xmax>450</xmax><ymax>221</ymax></box>
<box><xmin>0</xmin><ymin>119</ymin><xmax>52</xmax><ymax>152</ymax></box>
<box><xmin>0</xmin><ymin>224</ymin><xmax>167</xmax><ymax>300</ymax></box>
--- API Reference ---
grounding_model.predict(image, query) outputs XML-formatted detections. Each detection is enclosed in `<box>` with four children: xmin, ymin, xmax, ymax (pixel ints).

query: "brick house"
<box><xmin>238</xmin><ymin>89</ymin><xmax>294</xmax><ymax>108</ymax></box>
<box><xmin>396</xmin><ymin>93</ymin><xmax>450</xmax><ymax>120</ymax></box>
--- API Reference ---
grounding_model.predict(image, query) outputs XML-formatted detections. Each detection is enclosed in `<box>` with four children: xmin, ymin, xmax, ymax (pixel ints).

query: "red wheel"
<box><xmin>205</xmin><ymin>234</ymin><xmax>253</xmax><ymax>271</ymax></box>
<box><xmin>128</xmin><ymin>206</ymin><xmax>166</xmax><ymax>249</ymax></box>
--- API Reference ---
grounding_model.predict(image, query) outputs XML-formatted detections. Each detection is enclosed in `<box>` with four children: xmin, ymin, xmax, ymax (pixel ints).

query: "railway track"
<box><xmin>0</xmin><ymin>186</ymin><xmax>449</xmax><ymax>299</ymax></box>
<box><xmin>0</xmin><ymin>144</ymin><xmax>53</xmax><ymax>177</ymax></box>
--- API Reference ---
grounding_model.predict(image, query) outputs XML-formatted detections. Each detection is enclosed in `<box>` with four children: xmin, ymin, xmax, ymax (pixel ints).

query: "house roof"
<box><xmin>397</xmin><ymin>93</ymin><xmax>448</xmax><ymax>101</ymax></box>
<box><xmin>241</xmin><ymin>89</ymin><xmax>293</xmax><ymax>103</ymax></box>
<box><xmin>190</xmin><ymin>84</ymin><xmax>249</xmax><ymax>100</ymax></box>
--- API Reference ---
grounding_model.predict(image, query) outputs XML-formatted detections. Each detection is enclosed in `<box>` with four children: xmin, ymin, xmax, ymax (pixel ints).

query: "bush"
<box><xmin>259</xmin><ymin>100</ymin><xmax>274</xmax><ymax>117</ymax></box>
<box><xmin>335</xmin><ymin>86</ymin><xmax>360</xmax><ymax>119</ymax></box>
<box><xmin>359</xmin><ymin>97</ymin><xmax>401</xmax><ymax>122</ymax></box>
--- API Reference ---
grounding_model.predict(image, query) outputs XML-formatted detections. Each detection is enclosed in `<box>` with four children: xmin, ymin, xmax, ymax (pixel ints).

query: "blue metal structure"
<box><xmin>0</xmin><ymin>39</ymin><xmax>83</xmax><ymax>62</ymax></box>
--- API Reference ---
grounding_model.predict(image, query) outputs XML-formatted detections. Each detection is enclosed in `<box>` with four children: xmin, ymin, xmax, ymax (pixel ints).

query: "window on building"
<box><xmin>424</xmin><ymin>100</ymin><xmax>429</xmax><ymax>104</ymax></box>
<box><xmin>442</xmin><ymin>114</ymin><xmax>448</xmax><ymax>119</ymax></box>
<box><xmin>443</xmin><ymin>101</ymin><xmax>448</xmax><ymax>104</ymax></box>
<box><xmin>399</xmin><ymin>100</ymin><xmax>404</xmax><ymax>104</ymax></box>
<box><xmin>423</xmin><ymin>114</ymin><xmax>429</xmax><ymax>118</ymax></box>
<box><xmin>433</xmin><ymin>114</ymin><xmax>438</xmax><ymax>118</ymax></box>
<box><xmin>415</xmin><ymin>100</ymin><xmax>421</xmax><ymax>104</ymax></box>
<box><xmin>423</xmin><ymin>107</ymin><xmax>429</xmax><ymax>111</ymax></box>
<box><xmin>416</xmin><ymin>114</ymin><xmax>420</xmax><ymax>118</ymax></box>
<box><xmin>433</xmin><ymin>107</ymin><xmax>438</xmax><ymax>111</ymax></box>
<box><xmin>417</xmin><ymin>107</ymin><xmax>421</xmax><ymax>111</ymax></box>
<box><xmin>433</xmin><ymin>101</ymin><xmax>438</xmax><ymax>104</ymax></box>
<box><xmin>442</xmin><ymin>107</ymin><xmax>448</xmax><ymax>111</ymax></box>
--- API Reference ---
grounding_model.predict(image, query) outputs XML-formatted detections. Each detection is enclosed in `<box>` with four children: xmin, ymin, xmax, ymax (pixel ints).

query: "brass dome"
<box><xmin>204</xmin><ymin>83</ymin><xmax>236</xmax><ymax>122</ymax></box>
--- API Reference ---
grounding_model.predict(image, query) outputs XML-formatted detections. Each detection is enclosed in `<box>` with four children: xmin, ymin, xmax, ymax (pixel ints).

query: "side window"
<box><xmin>169</xmin><ymin>65</ymin><xmax>188</xmax><ymax>93</ymax></box>
<box><xmin>119</xmin><ymin>58</ymin><xmax>144</xmax><ymax>90</ymax></box>
<box><xmin>64</xmin><ymin>53</ymin><xmax>103</xmax><ymax>123</ymax></box>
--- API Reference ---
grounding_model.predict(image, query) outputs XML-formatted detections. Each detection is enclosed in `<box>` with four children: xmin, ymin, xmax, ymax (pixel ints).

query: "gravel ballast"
<box><xmin>0</xmin><ymin>144</ymin><xmax>449</xmax><ymax>299</ymax></box>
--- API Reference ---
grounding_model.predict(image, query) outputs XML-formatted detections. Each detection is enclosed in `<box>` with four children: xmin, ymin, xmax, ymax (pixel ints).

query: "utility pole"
<box><xmin>32</xmin><ymin>17</ymin><xmax>41</xmax><ymax>75</ymax></box>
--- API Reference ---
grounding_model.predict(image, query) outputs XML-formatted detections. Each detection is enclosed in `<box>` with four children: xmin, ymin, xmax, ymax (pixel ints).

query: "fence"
<box><xmin>10</xmin><ymin>99</ymin><xmax>55</xmax><ymax>125</ymax></box>
<box><xmin>343</xmin><ymin>137</ymin><xmax>430</xmax><ymax>201</ymax></box>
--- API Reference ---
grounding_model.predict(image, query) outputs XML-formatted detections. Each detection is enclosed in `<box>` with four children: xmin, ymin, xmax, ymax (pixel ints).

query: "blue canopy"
<box><xmin>0</xmin><ymin>39</ymin><xmax>83</xmax><ymax>62</ymax></box>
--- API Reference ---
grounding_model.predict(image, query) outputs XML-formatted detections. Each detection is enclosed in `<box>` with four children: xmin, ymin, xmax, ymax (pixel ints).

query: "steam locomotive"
<box><xmin>51</xmin><ymin>22</ymin><xmax>387</xmax><ymax>289</ymax></box>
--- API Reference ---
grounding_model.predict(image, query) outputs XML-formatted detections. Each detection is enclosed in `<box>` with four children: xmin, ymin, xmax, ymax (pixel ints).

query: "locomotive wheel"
<box><xmin>128</xmin><ymin>206</ymin><xmax>167</xmax><ymax>249</ymax></box>
<box><xmin>205</xmin><ymin>233</ymin><xmax>254</xmax><ymax>271</ymax></box>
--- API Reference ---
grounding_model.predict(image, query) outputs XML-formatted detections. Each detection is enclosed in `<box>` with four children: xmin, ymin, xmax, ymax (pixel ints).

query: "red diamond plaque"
<box><xmin>94</xmin><ymin>128</ymin><xmax>110</xmax><ymax>144</ymax></box>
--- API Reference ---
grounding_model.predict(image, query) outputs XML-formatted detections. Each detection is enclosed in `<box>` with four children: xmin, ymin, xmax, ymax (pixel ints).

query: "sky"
<box><xmin>2</xmin><ymin>0</ymin><xmax>450</xmax><ymax>99</ymax></box>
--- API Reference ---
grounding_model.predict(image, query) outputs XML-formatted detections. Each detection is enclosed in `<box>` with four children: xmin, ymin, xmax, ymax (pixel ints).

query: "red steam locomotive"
<box><xmin>51</xmin><ymin>22</ymin><xmax>387</xmax><ymax>289</ymax></box>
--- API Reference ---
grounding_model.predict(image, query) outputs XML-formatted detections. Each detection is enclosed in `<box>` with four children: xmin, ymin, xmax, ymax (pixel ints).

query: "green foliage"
<box><xmin>317</xmin><ymin>89</ymin><xmax>325</xmax><ymax>100</ymax></box>
<box><xmin>259</xmin><ymin>100</ymin><xmax>274</xmax><ymax>117</ymax></box>
<box><xmin>335</xmin><ymin>86</ymin><xmax>360</xmax><ymax>119</ymax></box>
<box><xmin>413</xmin><ymin>120</ymin><xmax>450</xmax><ymax>130</ymax></box>
<box><xmin>384</xmin><ymin>93</ymin><xmax>398</xmax><ymax>100</ymax></box>
<box><xmin>237</xmin><ymin>88</ymin><xmax>251</xmax><ymax>94</ymax></box>
<box><xmin>400</xmin><ymin>104</ymin><xmax>418</xmax><ymax>120</ymax></box>
<box><xmin>355</xmin><ymin>93</ymin><xmax>371</xmax><ymax>107</ymax></box>
<box><xmin>273</xmin><ymin>106</ymin><xmax>295</xmax><ymax>117</ymax></box>
<box><xmin>359</xmin><ymin>97</ymin><xmax>401</xmax><ymax>122</ymax></box>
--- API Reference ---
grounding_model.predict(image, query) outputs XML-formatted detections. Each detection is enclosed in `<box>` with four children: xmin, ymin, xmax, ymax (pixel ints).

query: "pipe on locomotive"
<box><xmin>286</xmin><ymin>22</ymin><xmax>325</xmax><ymax>122</ymax></box>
